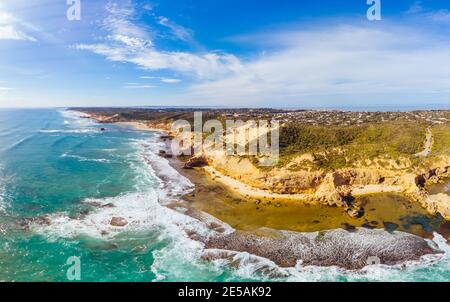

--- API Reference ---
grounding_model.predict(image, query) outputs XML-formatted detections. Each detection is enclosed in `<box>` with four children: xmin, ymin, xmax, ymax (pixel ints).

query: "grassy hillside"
<box><xmin>278</xmin><ymin>121</ymin><xmax>427</xmax><ymax>170</ymax></box>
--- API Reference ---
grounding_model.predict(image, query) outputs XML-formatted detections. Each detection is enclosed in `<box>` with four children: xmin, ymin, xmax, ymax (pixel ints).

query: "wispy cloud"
<box><xmin>185</xmin><ymin>24</ymin><xmax>450</xmax><ymax>106</ymax></box>
<box><xmin>123</xmin><ymin>83</ymin><xmax>155</xmax><ymax>89</ymax></box>
<box><xmin>0</xmin><ymin>6</ymin><xmax>36</xmax><ymax>42</ymax></box>
<box><xmin>405</xmin><ymin>2</ymin><xmax>450</xmax><ymax>23</ymax></box>
<box><xmin>140</xmin><ymin>76</ymin><xmax>181</xmax><ymax>83</ymax></box>
<box><xmin>161</xmin><ymin>78</ymin><xmax>181</xmax><ymax>84</ymax></box>
<box><xmin>73</xmin><ymin>0</ymin><xmax>450</xmax><ymax>106</ymax></box>
<box><xmin>76</xmin><ymin>1</ymin><xmax>242</xmax><ymax>80</ymax></box>
<box><xmin>405</xmin><ymin>1</ymin><xmax>423</xmax><ymax>14</ymax></box>
<box><xmin>429</xmin><ymin>9</ymin><xmax>450</xmax><ymax>23</ymax></box>
<box><xmin>157</xmin><ymin>16</ymin><xmax>197</xmax><ymax>46</ymax></box>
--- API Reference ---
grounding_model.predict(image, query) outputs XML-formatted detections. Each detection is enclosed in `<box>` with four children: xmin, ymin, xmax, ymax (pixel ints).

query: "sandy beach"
<box><xmin>204</xmin><ymin>165</ymin><xmax>408</xmax><ymax>202</ymax></box>
<box><xmin>117</xmin><ymin>122</ymin><xmax>170</xmax><ymax>134</ymax></box>
<box><xmin>204</xmin><ymin>166</ymin><xmax>313</xmax><ymax>201</ymax></box>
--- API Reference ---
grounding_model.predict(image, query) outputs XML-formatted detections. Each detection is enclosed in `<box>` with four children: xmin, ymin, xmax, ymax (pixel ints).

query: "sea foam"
<box><xmin>0</xmin><ymin>165</ymin><xmax>9</xmax><ymax>214</ymax></box>
<box><xmin>60</xmin><ymin>153</ymin><xmax>113</xmax><ymax>164</ymax></box>
<box><xmin>32</xmin><ymin>110</ymin><xmax>450</xmax><ymax>282</ymax></box>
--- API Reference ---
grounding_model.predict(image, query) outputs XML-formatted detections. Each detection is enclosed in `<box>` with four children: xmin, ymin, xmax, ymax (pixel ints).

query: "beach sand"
<box><xmin>117</xmin><ymin>122</ymin><xmax>169</xmax><ymax>134</ymax></box>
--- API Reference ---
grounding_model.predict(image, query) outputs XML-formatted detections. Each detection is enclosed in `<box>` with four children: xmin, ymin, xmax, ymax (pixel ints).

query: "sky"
<box><xmin>0</xmin><ymin>0</ymin><xmax>450</xmax><ymax>108</ymax></box>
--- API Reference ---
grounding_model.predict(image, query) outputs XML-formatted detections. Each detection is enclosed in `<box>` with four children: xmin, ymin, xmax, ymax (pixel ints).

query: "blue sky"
<box><xmin>1</xmin><ymin>0</ymin><xmax>450</xmax><ymax>108</ymax></box>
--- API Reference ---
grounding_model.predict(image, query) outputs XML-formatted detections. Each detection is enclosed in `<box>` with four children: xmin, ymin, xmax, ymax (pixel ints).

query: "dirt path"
<box><xmin>415</xmin><ymin>128</ymin><xmax>433</xmax><ymax>157</ymax></box>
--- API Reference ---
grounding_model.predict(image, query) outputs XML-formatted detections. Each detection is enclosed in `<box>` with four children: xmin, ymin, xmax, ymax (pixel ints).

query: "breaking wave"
<box><xmin>31</xmin><ymin>111</ymin><xmax>450</xmax><ymax>281</ymax></box>
<box><xmin>205</xmin><ymin>233</ymin><xmax>449</xmax><ymax>282</ymax></box>
<box><xmin>39</xmin><ymin>129</ymin><xmax>99</xmax><ymax>134</ymax></box>
<box><xmin>60</xmin><ymin>153</ymin><xmax>113</xmax><ymax>164</ymax></box>
<box><xmin>0</xmin><ymin>165</ymin><xmax>9</xmax><ymax>214</ymax></box>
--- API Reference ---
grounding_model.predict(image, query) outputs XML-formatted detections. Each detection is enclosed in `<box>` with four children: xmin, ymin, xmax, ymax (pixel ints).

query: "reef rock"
<box><xmin>205</xmin><ymin>228</ymin><xmax>440</xmax><ymax>270</ymax></box>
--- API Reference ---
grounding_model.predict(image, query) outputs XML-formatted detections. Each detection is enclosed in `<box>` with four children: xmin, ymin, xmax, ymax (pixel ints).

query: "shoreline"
<box><xmin>61</xmin><ymin>110</ymin><xmax>450</xmax><ymax>271</ymax></box>
<box><xmin>116</xmin><ymin>121</ymin><xmax>170</xmax><ymax>134</ymax></box>
<box><xmin>112</xmin><ymin>116</ymin><xmax>419</xmax><ymax>204</ymax></box>
<box><xmin>204</xmin><ymin>165</ymin><xmax>407</xmax><ymax>202</ymax></box>
<box><xmin>72</xmin><ymin>110</ymin><xmax>450</xmax><ymax>236</ymax></box>
<box><xmin>117</xmin><ymin>118</ymin><xmax>411</xmax><ymax>203</ymax></box>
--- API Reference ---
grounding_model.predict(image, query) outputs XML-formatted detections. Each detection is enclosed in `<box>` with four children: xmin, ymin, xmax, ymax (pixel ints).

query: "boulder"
<box><xmin>184</xmin><ymin>156</ymin><xmax>209</xmax><ymax>169</ymax></box>
<box><xmin>160</xmin><ymin>135</ymin><xmax>174</xmax><ymax>141</ymax></box>
<box><xmin>159</xmin><ymin>150</ymin><xmax>173</xmax><ymax>158</ymax></box>
<box><xmin>347</xmin><ymin>207</ymin><xmax>365</xmax><ymax>218</ymax></box>
<box><xmin>110</xmin><ymin>217</ymin><xmax>128</xmax><ymax>227</ymax></box>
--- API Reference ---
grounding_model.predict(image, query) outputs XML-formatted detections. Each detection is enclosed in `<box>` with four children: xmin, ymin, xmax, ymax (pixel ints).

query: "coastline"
<box><xmin>204</xmin><ymin>165</ymin><xmax>407</xmax><ymax>201</ymax></box>
<box><xmin>100</xmin><ymin>115</ymin><xmax>418</xmax><ymax>204</ymax></box>
<box><xmin>116</xmin><ymin>121</ymin><xmax>170</xmax><ymax>134</ymax></box>
<box><xmin>58</xmin><ymin>109</ymin><xmax>450</xmax><ymax>272</ymax></box>
<box><xmin>109</xmin><ymin>116</ymin><xmax>412</xmax><ymax>203</ymax></box>
<box><xmin>73</xmin><ymin>110</ymin><xmax>450</xmax><ymax>236</ymax></box>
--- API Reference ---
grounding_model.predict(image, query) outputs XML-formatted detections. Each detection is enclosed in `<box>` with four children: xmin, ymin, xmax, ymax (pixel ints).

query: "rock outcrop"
<box><xmin>425</xmin><ymin>194</ymin><xmax>450</xmax><ymax>220</ymax></box>
<box><xmin>205</xmin><ymin>151</ymin><xmax>450</xmax><ymax>220</ymax></box>
<box><xmin>184</xmin><ymin>156</ymin><xmax>209</xmax><ymax>169</ymax></box>
<box><xmin>205</xmin><ymin>228</ymin><xmax>441</xmax><ymax>270</ymax></box>
<box><xmin>158</xmin><ymin>150</ymin><xmax>173</xmax><ymax>158</ymax></box>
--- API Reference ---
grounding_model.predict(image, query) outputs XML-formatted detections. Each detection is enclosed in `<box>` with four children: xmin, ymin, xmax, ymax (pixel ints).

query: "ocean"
<box><xmin>0</xmin><ymin>108</ymin><xmax>449</xmax><ymax>282</ymax></box>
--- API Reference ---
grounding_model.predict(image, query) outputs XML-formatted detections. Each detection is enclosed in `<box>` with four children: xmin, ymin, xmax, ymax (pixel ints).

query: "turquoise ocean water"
<box><xmin>0</xmin><ymin>109</ymin><xmax>449</xmax><ymax>282</ymax></box>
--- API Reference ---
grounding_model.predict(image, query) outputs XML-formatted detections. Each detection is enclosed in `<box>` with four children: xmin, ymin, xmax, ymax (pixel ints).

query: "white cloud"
<box><xmin>404</xmin><ymin>2</ymin><xmax>450</xmax><ymax>23</ymax></box>
<box><xmin>76</xmin><ymin>1</ymin><xmax>243</xmax><ymax>80</ymax></box>
<box><xmin>0</xmin><ymin>25</ymin><xmax>36</xmax><ymax>42</ymax></box>
<box><xmin>185</xmin><ymin>25</ymin><xmax>450</xmax><ymax>106</ymax></box>
<box><xmin>75</xmin><ymin>1</ymin><xmax>450</xmax><ymax>106</ymax></box>
<box><xmin>0</xmin><ymin>87</ymin><xmax>13</xmax><ymax>91</ymax></box>
<box><xmin>160</xmin><ymin>78</ymin><xmax>181</xmax><ymax>84</ymax></box>
<box><xmin>103</xmin><ymin>1</ymin><xmax>150</xmax><ymax>41</ymax></box>
<box><xmin>405</xmin><ymin>1</ymin><xmax>423</xmax><ymax>14</ymax></box>
<box><xmin>0</xmin><ymin>7</ymin><xmax>36</xmax><ymax>42</ymax></box>
<box><xmin>429</xmin><ymin>9</ymin><xmax>450</xmax><ymax>23</ymax></box>
<box><xmin>140</xmin><ymin>76</ymin><xmax>181</xmax><ymax>83</ymax></box>
<box><xmin>123</xmin><ymin>82</ymin><xmax>155</xmax><ymax>89</ymax></box>
<box><xmin>157</xmin><ymin>16</ymin><xmax>196</xmax><ymax>45</ymax></box>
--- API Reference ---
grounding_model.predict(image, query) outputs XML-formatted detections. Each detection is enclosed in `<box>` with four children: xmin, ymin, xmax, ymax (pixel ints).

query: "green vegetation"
<box><xmin>278</xmin><ymin>121</ymin><xmax>427</xmax><ymax>170</ymax></box>
<box><xmin>431</xmin><ymin>124</ymin><xmax>450</xmax><ymax>156</ymax></box>
<box><xmin>73</xmin><ymin>107</ymin><xmax>449</xmax><ymax>171</ymax></box>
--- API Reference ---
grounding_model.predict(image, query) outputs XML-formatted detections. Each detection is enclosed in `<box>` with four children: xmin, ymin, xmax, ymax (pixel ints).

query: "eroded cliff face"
<box><xmin>206</xmin><ymin>153</ymin><xmax>450</xmax><ymax>220</ymax></box>
<box><xmin>414</xmin><ymin>166</ymin><xmax>450</xmax><ymax>220</ymax></box>
<box><xmin>79</xmin><ymin>111</ymin><xmax>450</xmax><ymax>221</ymax></box>
<box><xmin>425</xmin><ymin>194</ymin><xmax>450</xmax><ymax>220</ymax></box>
